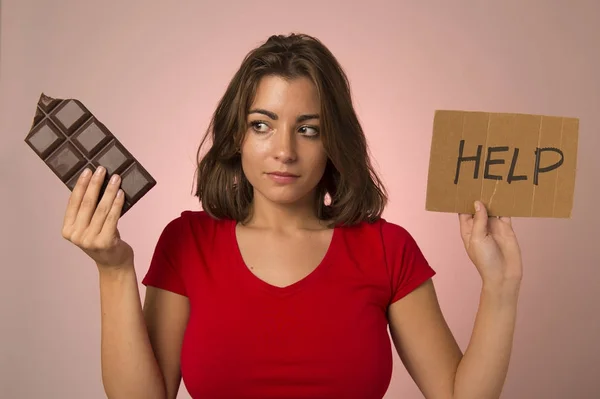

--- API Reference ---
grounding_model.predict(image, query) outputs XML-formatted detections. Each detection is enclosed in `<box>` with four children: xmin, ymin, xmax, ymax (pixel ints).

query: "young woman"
<box><xmin>61</xmin><ymin>33</ymin><xmax>523</xmax><ymax>399</ymax></box>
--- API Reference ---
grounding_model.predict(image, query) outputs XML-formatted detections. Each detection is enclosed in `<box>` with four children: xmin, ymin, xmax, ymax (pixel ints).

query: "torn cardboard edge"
<box><xmin>425</xmin><ymin>110</ymin><xmax>579</xmax><ymax>218</ymax></box>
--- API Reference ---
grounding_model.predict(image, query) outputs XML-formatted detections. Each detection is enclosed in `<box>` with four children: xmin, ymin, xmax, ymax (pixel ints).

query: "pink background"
<box><xmin>2</xmin><ymin>1</ymin><xmax>599</xmax><ymax>398</ymax></box>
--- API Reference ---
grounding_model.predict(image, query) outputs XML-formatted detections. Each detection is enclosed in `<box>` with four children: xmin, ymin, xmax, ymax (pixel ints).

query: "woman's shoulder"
<box><xmin>166</xmin><ymin>209</ymin><xmax>230</xmax><ymax>225</ymax></box>
<box><xmin>157</xmin><ymin>209</ymin><xmax>233</xmax><ymax>241</ymax></box>
<box><xmin>339</xmin><ymin>217</ymin><xmax>413</xmax><ymax>240</ymax></box>
<box><xmin>336</xmin><ymin>217</ymin><xmax>423</xmax><ymax>260</ymax></box>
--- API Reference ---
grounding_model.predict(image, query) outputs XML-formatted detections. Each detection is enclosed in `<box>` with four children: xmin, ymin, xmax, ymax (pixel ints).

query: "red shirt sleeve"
<box><xmin>141</xmin><ymin>216</ymin><xmax>187</xmax><ymax>297</ymax></box>
<box><xmin>381</xmin><ymin>220</ymin><xmax>436</xmax><ymax>304</ymax></box>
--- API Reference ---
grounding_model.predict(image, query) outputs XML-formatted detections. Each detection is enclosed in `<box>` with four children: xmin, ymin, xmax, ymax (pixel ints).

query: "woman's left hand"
<box><xmin>459</xmin><ymin>201</ymin><xmax>523</xmax><ymax>289</ymax></box>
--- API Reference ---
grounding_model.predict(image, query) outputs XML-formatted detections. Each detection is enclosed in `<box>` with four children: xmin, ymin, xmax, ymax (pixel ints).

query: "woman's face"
<box><xmin>240</xmin><ymin>75</ymin><xmax>328</xmax><ymax>206</ymax></box>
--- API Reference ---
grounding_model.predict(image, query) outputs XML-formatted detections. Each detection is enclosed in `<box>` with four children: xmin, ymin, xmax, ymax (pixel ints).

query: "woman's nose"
<box><xmin>272</xmin><ymin>128</ymin><xmax>297</xmax><ymax>163</ymax></box>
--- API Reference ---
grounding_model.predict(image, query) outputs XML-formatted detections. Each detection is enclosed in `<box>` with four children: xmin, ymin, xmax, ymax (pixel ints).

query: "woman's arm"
<box><xmin>98</xmin><ymin>266</ymin><xmax>168</xmax><ymax>399</ymax></box>
<box><xmin>389</xmin><ymin>201</ymin><xmax>522</xmax><ymax>398</ymax></box>
<box><xmin>452</xmin><ymin>282</ymin><xmax>520</xmax><ymax>398</ymax></box>
<box><xmin>98</xmin><ymin>266</ymin><xmax>190</xmax><ymax>399</ymax></box>
<box><xmin>389</xmin><ymin>278</ymin><xmax>520</xmax><ymax>399</ymax></box>
<box><xmin>61</xmin><ymin>166</ymin><xmax>190</xmax><ymax>399</ymax></box>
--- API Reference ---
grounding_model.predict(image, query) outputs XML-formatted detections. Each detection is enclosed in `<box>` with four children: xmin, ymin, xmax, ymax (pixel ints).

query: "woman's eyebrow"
<box><xmin>248</xmin><ymin>108</ymin><xmax>320</xmax><ymax>123</ymax></box>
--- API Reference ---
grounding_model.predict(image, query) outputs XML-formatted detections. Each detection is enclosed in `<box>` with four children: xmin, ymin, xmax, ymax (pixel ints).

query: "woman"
<box><xmin>61</xmin><ymin>33</ymin><xmax>523</xmax><ymax>399</ymax></box>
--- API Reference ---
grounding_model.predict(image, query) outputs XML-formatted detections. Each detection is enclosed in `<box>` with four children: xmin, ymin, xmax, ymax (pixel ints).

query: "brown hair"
<box><xmin>193</xmin><ymin>33</ymin><xmax>387</xmax><ymax>227</ymax></box>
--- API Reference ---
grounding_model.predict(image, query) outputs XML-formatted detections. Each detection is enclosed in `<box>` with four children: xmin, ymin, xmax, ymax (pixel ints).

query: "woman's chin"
<box><xmin>258</xmin><ymin>187</ymin><xmax>315</xmax><ymax>206</ymax></box>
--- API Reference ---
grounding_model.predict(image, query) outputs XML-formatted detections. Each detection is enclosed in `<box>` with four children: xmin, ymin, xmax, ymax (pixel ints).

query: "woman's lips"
<box><xmin>266</xmin><ymin>172</ymin><xmax>300</xmax><ymax>184</ymax></box>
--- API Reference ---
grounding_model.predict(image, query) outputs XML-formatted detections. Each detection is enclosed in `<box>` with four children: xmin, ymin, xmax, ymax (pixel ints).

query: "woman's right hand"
<box><xmin>61</xmin><ymin>166</ymin><xmax>134</xmax><ymax>270</ymax></box>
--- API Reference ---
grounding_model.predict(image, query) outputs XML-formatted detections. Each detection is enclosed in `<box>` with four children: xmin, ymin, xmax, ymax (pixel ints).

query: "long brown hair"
<box><xmin>193</xmin><ymin>33</ymin><xmax>387</xmax><ymax>227</ymax></box>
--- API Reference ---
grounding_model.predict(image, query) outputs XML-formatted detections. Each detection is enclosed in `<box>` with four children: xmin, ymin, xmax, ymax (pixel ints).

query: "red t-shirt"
<box><xmin>142</xmin><ymin>210</ymin><xmax>435</xmax><ymax>399</ymax></box>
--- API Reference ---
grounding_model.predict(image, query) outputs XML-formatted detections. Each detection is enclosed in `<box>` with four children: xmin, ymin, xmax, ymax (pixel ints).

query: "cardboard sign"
<box><xmin>425</xmin><ymin>110</ymin><xmax>579</xmax><ymax>218</ymax></box>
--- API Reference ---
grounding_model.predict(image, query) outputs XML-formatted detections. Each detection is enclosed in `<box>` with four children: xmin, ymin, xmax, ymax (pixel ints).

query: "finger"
<box><xmin>74</xmin><ymin>166</ymin><xmax>106</xmax><ymax>229</ymax></box>
<box><xmin>458</xmin><ymin>213</ymin><xmax>473</xmax><ymax>223</ymax></box>
<box><xmin>458</xmin><ymin>213</ymin><xmax>473</xmax><ymax>229</ymax></box>
<box><xmin>63</xmin><ymin>168</ymin><xmax>93</xmax><ymax>231</ymax></box>
<box><xmin>88</xmin><ymin>174</ymin><xmax>122</xmax><ymax>236</ymax></box>
<box><xmin>471</xmin><ymin>200</ymin><xmax>489</xmax><ymax>240</ymax></box>
<box><xmin>498</xmin><ymin>217</ymin><xmax>516</xmax><ymax>238</ymax></box>
<box><xmin>488</xmin><ymin>216</ymin><xmax>503</xmax><ymax>235</ymax></box>
<box><xmin>489</xmin><ymin>214</ymin><xmax>514</xmax><ymax>233</ymax></box>
<box><xmin>458</xmin><ymin>213</ymin><xmax>473</xmax><ymax>244</ymax></box>
<box><xmin>99</xmin><ymin>188</ymin><xmax>125</xmax><ymax>241</ymax></box>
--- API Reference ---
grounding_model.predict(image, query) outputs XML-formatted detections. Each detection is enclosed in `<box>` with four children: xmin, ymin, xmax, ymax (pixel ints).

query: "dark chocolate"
<box><xmin>25</xmin><ymin>93</ymin><xmax>156</xmax><ymax>216</ymax></box>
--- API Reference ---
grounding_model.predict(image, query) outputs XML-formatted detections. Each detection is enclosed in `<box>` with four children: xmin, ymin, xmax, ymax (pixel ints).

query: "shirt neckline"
<box><xmin>229</xmin><ymin>218</ymin><xmax>339</xmax><ymax>296</ymax></box>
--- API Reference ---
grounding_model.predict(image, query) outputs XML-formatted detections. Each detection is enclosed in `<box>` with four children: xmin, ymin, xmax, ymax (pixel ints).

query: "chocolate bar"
<box><xmin>25</xmin><ymin>93</ymin><xmax>156</xmax><ymax>216</ymax></box>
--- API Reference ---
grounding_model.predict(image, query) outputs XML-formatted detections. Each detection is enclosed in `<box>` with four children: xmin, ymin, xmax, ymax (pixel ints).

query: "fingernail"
<box><xmin>110</xmin><ymin>174</ymin><xmax>119</xmax><ymax>185</ymax></box>
<box><xmin>474</xmin><ymin>201</ymin><xmax>481</xmax><ymax>211</ymax></box>
<box><xmin>81</xmin><ymin>168</ymin><xmax>91</xmax><ymax>178</ymax></box>
<box><xmin>95</xmin><ymin>166</ymin><xmax>105</xmax><ymax>175</ymax></box>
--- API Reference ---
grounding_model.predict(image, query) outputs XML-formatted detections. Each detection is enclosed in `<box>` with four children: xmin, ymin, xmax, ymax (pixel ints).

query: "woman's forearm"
<box><xmin>453</xmin><ymin>281</ymin><xmax>521</xmax><ymax>399</ymax></box>
<box><xmin>98</xmin><ymin>266</ymin><xmax>166</xmax><ymax>399</ymax></box>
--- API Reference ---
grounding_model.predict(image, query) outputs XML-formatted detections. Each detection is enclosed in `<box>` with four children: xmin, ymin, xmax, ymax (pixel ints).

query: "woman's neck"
<box><xmin>242</xmin><ymin>193</ymin><xmax>328</xmax><ymax>232</ymax></box>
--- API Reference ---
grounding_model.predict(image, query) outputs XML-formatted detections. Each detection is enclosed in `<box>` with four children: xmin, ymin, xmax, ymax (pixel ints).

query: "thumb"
<box><xmin>471</xmin><ymin>201</ymin><xmax>488</xmax><ymax>240</ymax></box>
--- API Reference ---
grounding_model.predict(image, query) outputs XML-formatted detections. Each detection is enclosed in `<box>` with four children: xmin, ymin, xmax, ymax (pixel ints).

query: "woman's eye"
<box><xmin>299</xmin><ymin>126</ymin><xmax>320</xmax><ymax>137</ymax></box>
<box><xmin>250</xmin><ymin>121</ymin><xmax>269</xmax><ymax>133</ymax></box>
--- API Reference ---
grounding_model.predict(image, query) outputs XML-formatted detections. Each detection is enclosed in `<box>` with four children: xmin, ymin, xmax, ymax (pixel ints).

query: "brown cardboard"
<box><xmin>425</xmin><ymin>110</ymin><xmax>579</xmax><ymax>217</ymax></box>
